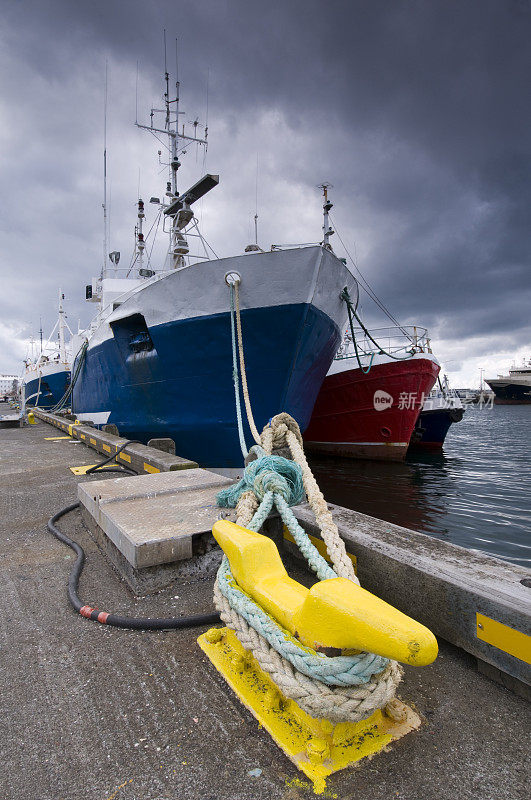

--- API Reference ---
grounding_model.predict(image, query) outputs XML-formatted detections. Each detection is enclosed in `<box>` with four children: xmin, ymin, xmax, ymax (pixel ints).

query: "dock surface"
<box><xmin>0</xmin><ymin>410</ymin><xmax>529</xmax><ymax>800</ymax></box>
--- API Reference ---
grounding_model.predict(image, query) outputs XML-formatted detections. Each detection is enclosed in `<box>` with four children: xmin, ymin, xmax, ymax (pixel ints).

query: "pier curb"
<box><xmin>31</xmin><ymin>409</ymin><xmax>198</xmax><ymax>474</ymax></box>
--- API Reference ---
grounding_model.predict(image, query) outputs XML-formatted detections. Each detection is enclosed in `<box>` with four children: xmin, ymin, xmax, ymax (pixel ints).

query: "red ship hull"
<box><xmin>304</xmin><ymin>357</ymin><xmax>440</xmax><ymax>461</ymax></box>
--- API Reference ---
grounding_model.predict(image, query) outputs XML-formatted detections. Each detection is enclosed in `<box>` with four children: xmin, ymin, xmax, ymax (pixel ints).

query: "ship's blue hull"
<box><xmin>411</xmin><ymin>407</ymin><xmax>464</xmax><ymax>448</ymax></box>
<box><xmin>73</xmin><ymin>302</ymin><xmax>341</xmax><ymax>468</ymax></box>
<box><xmin>24</xmin><ymin>370</ymin><xmax>70</xmax><ymax>409</ymax></box>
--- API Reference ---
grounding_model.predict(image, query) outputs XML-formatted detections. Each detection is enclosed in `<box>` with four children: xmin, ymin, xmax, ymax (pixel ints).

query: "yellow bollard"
<box><xmin>27</xmin><ymin>411</ymin><xmax>36</xmax><ymax>425</ymax></box>
<box><xmin>212</xmin><ymin>520</ymin><xmax>438</xmax><ymax>667</ymax></box>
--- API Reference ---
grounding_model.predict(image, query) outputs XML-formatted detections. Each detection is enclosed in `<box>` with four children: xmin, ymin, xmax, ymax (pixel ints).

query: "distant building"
<box><xmin>0</xmin><ymin>374</ymin><xmax>18</xmax><ymax>396</ymax></box>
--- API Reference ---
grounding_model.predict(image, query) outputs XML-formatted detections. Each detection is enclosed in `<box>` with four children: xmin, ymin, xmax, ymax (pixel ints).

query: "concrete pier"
<box><xmin>0</xmin><ymin>406</ymin><xmax>529</xmax><ymax>800</ymax></box>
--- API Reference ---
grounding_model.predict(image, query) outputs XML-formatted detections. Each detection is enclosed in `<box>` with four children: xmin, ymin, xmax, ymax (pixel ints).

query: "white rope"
<box><xmin>234</xmin><ymin>281</ymin><xmax>261</xmax><ymax>446</ymax></box>
<box><xmin>262</xmin><ymin>413</ymin><xmax>358</xmax><ymax>584</ymax></box>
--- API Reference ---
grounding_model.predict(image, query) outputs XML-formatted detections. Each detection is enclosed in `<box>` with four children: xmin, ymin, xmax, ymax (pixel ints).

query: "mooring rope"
<box><xmin>217</xmin><ymin>283</ymin><xmax>401</xmax><ymax>721</ymax></box>
<box><xmin>228</xmin><ymin>283</ymin><xmax>249</xmax><ymax>459</ymax></box>
<box><xmin>214</xmin><ymin>580</ymin><xmax>402</xmax><ymax>723</ymax></box>
<box><xmin>216</xmin><ymin>556</ymin><xmax>389</xmax><ymax>687</ymax></box>
<box><xmin>233</xmin><ymin>280</ymin><xmax>261</xmax><ymax>446</ymax></box>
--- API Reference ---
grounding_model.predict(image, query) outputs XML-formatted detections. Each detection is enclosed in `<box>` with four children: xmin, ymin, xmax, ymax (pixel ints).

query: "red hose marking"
<box><xmin>97</xmin><ymin>612</ymin><xmax>109</xmax><ymax>624</ymax></box>
<box><xmin>80</xmin><ymin>605</ymin><xmax>94</xmax><ymax>618</ymax></box>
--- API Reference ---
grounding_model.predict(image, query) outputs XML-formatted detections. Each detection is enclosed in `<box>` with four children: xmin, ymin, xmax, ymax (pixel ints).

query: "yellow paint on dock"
<box><xmin>476</xmin><ymin>613</ymin><xmax>531</xmax><ymax>664</ymax></box>
<box><xmin>143</xmin><ymin>463</ymin><xmax>160</xmax><ymax>473</ymax></box>
<box><xmin>70</xmin><ymin>464</ymin><xmax>116</xmax><ymax>475</ymax></box>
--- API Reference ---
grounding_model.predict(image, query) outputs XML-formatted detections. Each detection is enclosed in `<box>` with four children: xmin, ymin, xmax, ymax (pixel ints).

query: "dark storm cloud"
<box><xmin>1</xmin><ymin>0</ymin><xmax>530</xmax><ymax>375</ymax></box>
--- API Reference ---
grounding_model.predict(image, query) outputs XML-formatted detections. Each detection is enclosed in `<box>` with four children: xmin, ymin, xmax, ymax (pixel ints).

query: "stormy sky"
<box><xmin>1</xmin><ymin>0</ymin><xmax>530</xmax><ymax>386</ymax></box>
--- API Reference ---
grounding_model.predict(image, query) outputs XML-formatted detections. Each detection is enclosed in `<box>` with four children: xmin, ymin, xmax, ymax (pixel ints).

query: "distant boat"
<box><xmin>23</xmin><ymin>292</ymin><xmax>71</xmax><ymax>409</ymax></box>
<box><xmin>304</xmin><ymin>326</ymin><xmax>440</xmax><ymax>461</ymax></box>
<box><xmin>409</xmin><ymin>375</ymin><xmax>465</xmax><ymax>450</ymax></box>
<box><xmin>485</xmin><ymin>358</ymin><xmax>531</xmax><ymax>404</ymax></box>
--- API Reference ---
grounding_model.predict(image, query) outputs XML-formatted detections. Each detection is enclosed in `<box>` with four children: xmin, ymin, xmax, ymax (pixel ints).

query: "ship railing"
<box><xmin>270</xmin><ymin>242</ymin><xmax>321</xmax><ymax>250</ymax></box>
<box><xmin>427</xmin><ymin>387</ymin><xmax>460</xmax><ymax>399</ymax></box>
<box><xmin>335</xmin><ymin>325</ymin><xmax>432</xmax><ymax>361</ymax></box>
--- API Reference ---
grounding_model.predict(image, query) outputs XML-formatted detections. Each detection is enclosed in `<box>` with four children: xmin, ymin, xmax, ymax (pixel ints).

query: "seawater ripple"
<box><xmin>309</xmin><ymin>405</ymin><xmax>531</xmax><ymax>568</ymax></box>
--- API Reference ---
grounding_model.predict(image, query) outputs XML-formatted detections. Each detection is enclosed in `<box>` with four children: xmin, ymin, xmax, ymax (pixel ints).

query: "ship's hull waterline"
<box><xmin>72</xmin><ymin>246</ymin><xmax>355</xmax><ymax>468</ymax></box>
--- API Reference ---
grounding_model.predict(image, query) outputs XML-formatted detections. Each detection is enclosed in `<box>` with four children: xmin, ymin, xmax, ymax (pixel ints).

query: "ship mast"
<box><xmin>58</xmin><ymin>290</ymin><xmax>67</xmax><ymax>364</ymax></box>
<box><xmin>319</xmin><ymin>183</ymin><xmax>334</xmax><ymax>249</ymax></box>
<box><xmin>135</xmin><ymin>33</ymin><xmax>209</xmax><ymax>269</ymax></box>
<box><xmin>102</xmin><ymin>62</ymin><xmax>109</xmax><ymax>279</ymax></box>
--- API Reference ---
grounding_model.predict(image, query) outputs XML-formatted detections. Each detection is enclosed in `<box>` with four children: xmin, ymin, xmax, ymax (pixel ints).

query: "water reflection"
<box><xmin>309</xmin><ymin>405</ymin><xmax>531</xmax><ymax>568</ymax></box>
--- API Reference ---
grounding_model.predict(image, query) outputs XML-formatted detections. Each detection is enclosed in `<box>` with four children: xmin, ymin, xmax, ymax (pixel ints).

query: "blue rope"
<box><xmin>217</xmin><ymin>453</ymin><xmax>305</xmax><ymax>508</ymax></box>
<box><xmin>218</xmin><ymin>557</ymin><xmax>388</xmax><ymax>686</ymax></box>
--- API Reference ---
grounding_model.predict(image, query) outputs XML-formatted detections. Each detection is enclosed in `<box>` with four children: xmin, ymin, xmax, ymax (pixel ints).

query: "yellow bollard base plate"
<box><xmin>198</xmin><ymin>628</ymin><xmax>421</xmax><ymax>794</ymax></box>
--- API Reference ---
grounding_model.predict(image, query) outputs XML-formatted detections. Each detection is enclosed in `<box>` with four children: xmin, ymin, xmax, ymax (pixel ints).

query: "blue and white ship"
<box><xmin>23</xmin><ymin>292</ymin><xmax>72</xmax><ymax>409</ymax></box>
<box><xmin>70</xmin><ymin>67</ymin><xmax>355</xmax><ymax>469</ymax></box>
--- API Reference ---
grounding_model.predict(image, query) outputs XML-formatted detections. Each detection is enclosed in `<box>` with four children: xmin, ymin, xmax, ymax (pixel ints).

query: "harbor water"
<box><xmin>310</xmin><ymin>404</ymin><xmax>531</xmax><ymax>568</ymax></box>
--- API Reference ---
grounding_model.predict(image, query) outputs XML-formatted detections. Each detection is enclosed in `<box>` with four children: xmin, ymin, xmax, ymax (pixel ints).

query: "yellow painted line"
<box><xmin>119</xmin><ymin>452</ymin><xmax>131</xmax><ymax>463</ymax></box>
<box><xmin>69</xmin><ymin>464</ymin><xmax>116</xmax><ymax>475</ymax></box>
<box><xmin>476</xmin><ymin>613</ymin><xmax>531</xmax><ymax>664</ymax></box>
<box><xmin>90</xmin><ymin>437</ymin><xmax>97</xmax><ymax>445</ymax></box>
<box><xmin>105</xmin><ymin>779</ymin><xmax>134</xmax><ymax>800</ymax></box>
<box><xmin>102</xmin><ymin>444</ymin><xmax>111</xmax><ymax>453</ymax></box>
<box><xmin>283</xmin><ymin>525</ymin><xmax>357</xmax><ymax>572</ymax></box>
<box><xmin>44</xmin><ymin>436</ymin><xmax>71</xmax><ymax>440</ymax></box>
<box><xmin>143</xmin><ymin>462</ymin><xmax>160</xmax><ymax>473</ymax></box>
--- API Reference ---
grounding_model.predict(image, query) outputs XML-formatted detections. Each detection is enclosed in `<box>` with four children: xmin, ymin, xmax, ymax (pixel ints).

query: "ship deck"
<box><xmin>0</xmin><ymin>404</ymin><xmax>529</xmax><ymax>800</ymax></box>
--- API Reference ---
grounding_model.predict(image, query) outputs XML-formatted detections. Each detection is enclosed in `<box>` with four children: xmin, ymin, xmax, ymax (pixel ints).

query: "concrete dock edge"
<box><xmin>275</xmin><ymin>503</ymin><xmax>531</xmax><ymax>697</ymax></box>
<box><xmin>32</xmin><ymin>408</ymin><xmax>198</xmax><ymax>473</ymax></box>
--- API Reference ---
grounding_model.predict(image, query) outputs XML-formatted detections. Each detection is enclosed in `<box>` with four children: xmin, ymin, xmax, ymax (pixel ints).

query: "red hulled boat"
<box><xmin>304</xmin><ymin>327</ymin><xmax>440</xmax><ymax>461</ymax></box>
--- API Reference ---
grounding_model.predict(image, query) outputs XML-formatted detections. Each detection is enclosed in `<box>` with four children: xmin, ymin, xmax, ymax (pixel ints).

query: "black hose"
<box><xmin>47</xmin><ymin>503</ymin><xmax>221</xmax><ymax>630</ymax></box>
<box><xmin>85</xmin><ymin>439</ymin><xmax>143</xmax><ymax>476</ymax></box>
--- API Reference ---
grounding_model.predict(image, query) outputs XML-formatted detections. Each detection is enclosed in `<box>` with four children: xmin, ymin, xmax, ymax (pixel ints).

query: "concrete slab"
<box><xmin>78</xmin><ymin>468</ymin><xmax>235</xmax><ymax>569</ymax></box>
<box><xmin>0</xmin><ymin>412</ymin><xmax>23</xmax><ymax>428</ymax></box>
